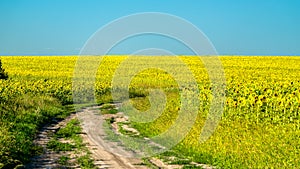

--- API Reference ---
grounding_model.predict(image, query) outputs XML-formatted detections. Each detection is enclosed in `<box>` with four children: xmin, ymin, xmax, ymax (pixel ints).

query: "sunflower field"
<box><xmin>0</xmin><ymin>56</ymin><xmax>299</xmax><ymax>168</ymax></box>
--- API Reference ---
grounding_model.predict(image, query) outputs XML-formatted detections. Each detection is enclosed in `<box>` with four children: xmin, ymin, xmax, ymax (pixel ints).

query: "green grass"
<box><xmin>55</xmin><ymin>119</ymin><xmax>81</xmax><ymax>138</ymax></box>
<box><xmin>77</xmin><ymin>154</ymin><xmax>96</xmax><ymax>169</ymax></box>
<box><xmin>182</xmin><ymin>165</ymin><xmax>203</xmax><ymax>169</ymax></box>
<box><xmin>100</xmin><ymin>104</ymin><xmax>115</xmax><ymax>110</ymax></box>
<box><xmin>99</xmin><ymin>104</ymin><xmax>119</xmax><ymax>114</ymax></box>
<box><xmin>101</xmin><ymin>108</ymin><xmax>118</xmax><ymax>115</ymax></box>
<box><xmin>0</xmin><ymin>94</ymin><xmax>68</xmax><ymax>168</ymax></box>
<box><xmin>47</xmin><ymin>118</ymin><xmax>83</xmax><ymax>151</ymax></box>
<box><xmin>47</xmin><ymin>118</ymin><xmax>96</xmax><ymax>168</ymax></box>
<box><xmin>47</xmin><ymin>139</ymin><xmax>75</xmax><ymax>151</ymax></box>
<box><xmin>102</xmin><ymin>91</ymin><xmax>300</xmax><ymax>168</ymax></box>
<box><xmin>58</xmin><ymin>155</ymin><xmax>70</xmax><ymax>166</ymax></box>
<box><xmin>124</xmin><ymin>92</ymin><xmax>300</xmax><ymax>168</ymax></box>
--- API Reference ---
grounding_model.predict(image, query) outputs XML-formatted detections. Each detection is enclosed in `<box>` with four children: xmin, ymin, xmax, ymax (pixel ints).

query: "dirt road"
<box><xmin>77</xmin><ymin>106</ymin><xmax>149</xmax><ymax>169</ymax></box>
<box><xmin>27</xmin><ymin>105</ymin><xmax>214</xmax><ymax>169</ymax></box>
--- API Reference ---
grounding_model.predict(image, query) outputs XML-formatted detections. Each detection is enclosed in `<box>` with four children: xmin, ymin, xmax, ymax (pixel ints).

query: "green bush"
<box><xmin>55</xmin><ymin>119</ymin><xmax>81</xmax><ymax>138</ymax></box>
<box><xmin>47</xmin><ymin>139</ymin><xmax>75</xmax><ymax>151</ymax></box>
<box><xmin>0</xmin><ymin>59</ymin><xmax>8</xmax><ymax>80</ymax></box>
<box><xmin>0</xmin><ymin>95</ymin><xmax>66</xmax><ymax>168</ymax></box>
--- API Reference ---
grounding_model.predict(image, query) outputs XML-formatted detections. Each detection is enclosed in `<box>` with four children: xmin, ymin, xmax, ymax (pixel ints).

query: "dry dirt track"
<box><xmin>77</xmin><ymin>106</ymin><xmax>214</xmax><ymax>169</ymax></box>
<box><xmin>25</xmin><ymin>114</ymin><xmax>78</xmax><ymax>169</ymax></box>
<box><xmin>77</xmin><ymin>106</ymin><xmax>149</xmax><ymax>169</ymax></box>
<box><xmin>27</xmin><ymin>105</ymin><xmax>214</xmax><ymax>169</ymax></box>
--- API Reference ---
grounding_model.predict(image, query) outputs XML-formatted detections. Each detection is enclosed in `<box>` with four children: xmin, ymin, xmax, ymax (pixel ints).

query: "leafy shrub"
<box><xmin>55</xmin><ymin>119</ymin><xmax>81</xmax><ymax>138</ymax></box>
<box><xmin>47</xmin><ymin>139</ymin><xmax>75</xmax><ymax>151</ymax></box>
<box><xmin>0</xmin><ymin>59</ymin><xmax>8</xmax><ymax>80</ymax></box>
<box><xmin>0</xmin><ymin>95</ymin><xmax>66</xmax><ymax>168</ymax></box>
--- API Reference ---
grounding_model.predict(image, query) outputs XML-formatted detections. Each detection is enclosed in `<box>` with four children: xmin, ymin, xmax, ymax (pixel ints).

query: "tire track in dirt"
<box><xmin>77</xmin><ymin>105</ymin><xmax>214</xmax><ymax>169</ymax></box>
<box><xmin>27</xmin><ymin>105</ymin><xmax>214</xmax><ymax>169</ymax></box>
<box><xmin>77</xmin><ymin>106</ymin><xmax>149</xmax><ymax>169</ymax></box>
<box><xmin>25</xmin><ymin>114</ymin><xmax>77</xmax><ymax>169</ymax></box>
<box><xmin>26</xmin><ymin>106</ymin><xmax>149</xmax><ymax>169</ymax></box>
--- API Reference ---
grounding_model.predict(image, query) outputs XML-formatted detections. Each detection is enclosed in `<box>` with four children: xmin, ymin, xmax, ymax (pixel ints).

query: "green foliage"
<box><xmin>0</xmin><ymin>95</ymin><xmax>66</xmax><ymax>168</ymax></box>
<box><xmin>58</xmin><ymin>155</ymin><xmax>70</xmax><ymax>165</ymax></box>
<box><xmin>101</xmin><ymin>108</ymin><xmax>118</xmax><ymax>115</ymax></box>
<box><xmin>46</xmin><ymin>118</ymin><xmax>94</xmax><ymax>168</ymax></box>
<box><xmin>0</xmin><ymin>59</ymin><xmax>8</xmax><ymax>80</ymax></box>
<box><xmin>47</xmin><ymin>139</ymin><xmax>75</xmax><ymax>151</ymax></box>
<box><xmin>100</xmin><ymin>104</ymin><xmax>115</xmax><ymax>110</ymax></box>
<box><xmin>99</xmin><ymin>104</ymin><xmax>118</xmax><ymax>114</ymax></box>
<box><xmin>47</xmin><ymin>118</ymin><xmax>82</xmax><ymax>153</ymax></box>
<box><xmin>55</xmin><ymin>119</ymin><xmax>81</xmax><ymax>138</ymax></box>
<box><xmin>77</xmin><ymin>154</ymin><xmax>96</xmax><ymax>169</ymax></box>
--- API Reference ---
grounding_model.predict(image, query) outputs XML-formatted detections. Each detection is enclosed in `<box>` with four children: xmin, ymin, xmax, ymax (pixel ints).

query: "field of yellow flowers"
<box><xmin>0</xmin><ymin>56</ymin><xmax>299</xmax><ymax>168</ymax></box>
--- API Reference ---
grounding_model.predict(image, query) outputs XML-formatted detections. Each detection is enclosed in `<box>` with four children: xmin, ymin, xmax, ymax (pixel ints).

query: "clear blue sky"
<box><xmin>0</xmin><ymin>0</ymin><xmax>299</xmax><ymax>55</ymax></box>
